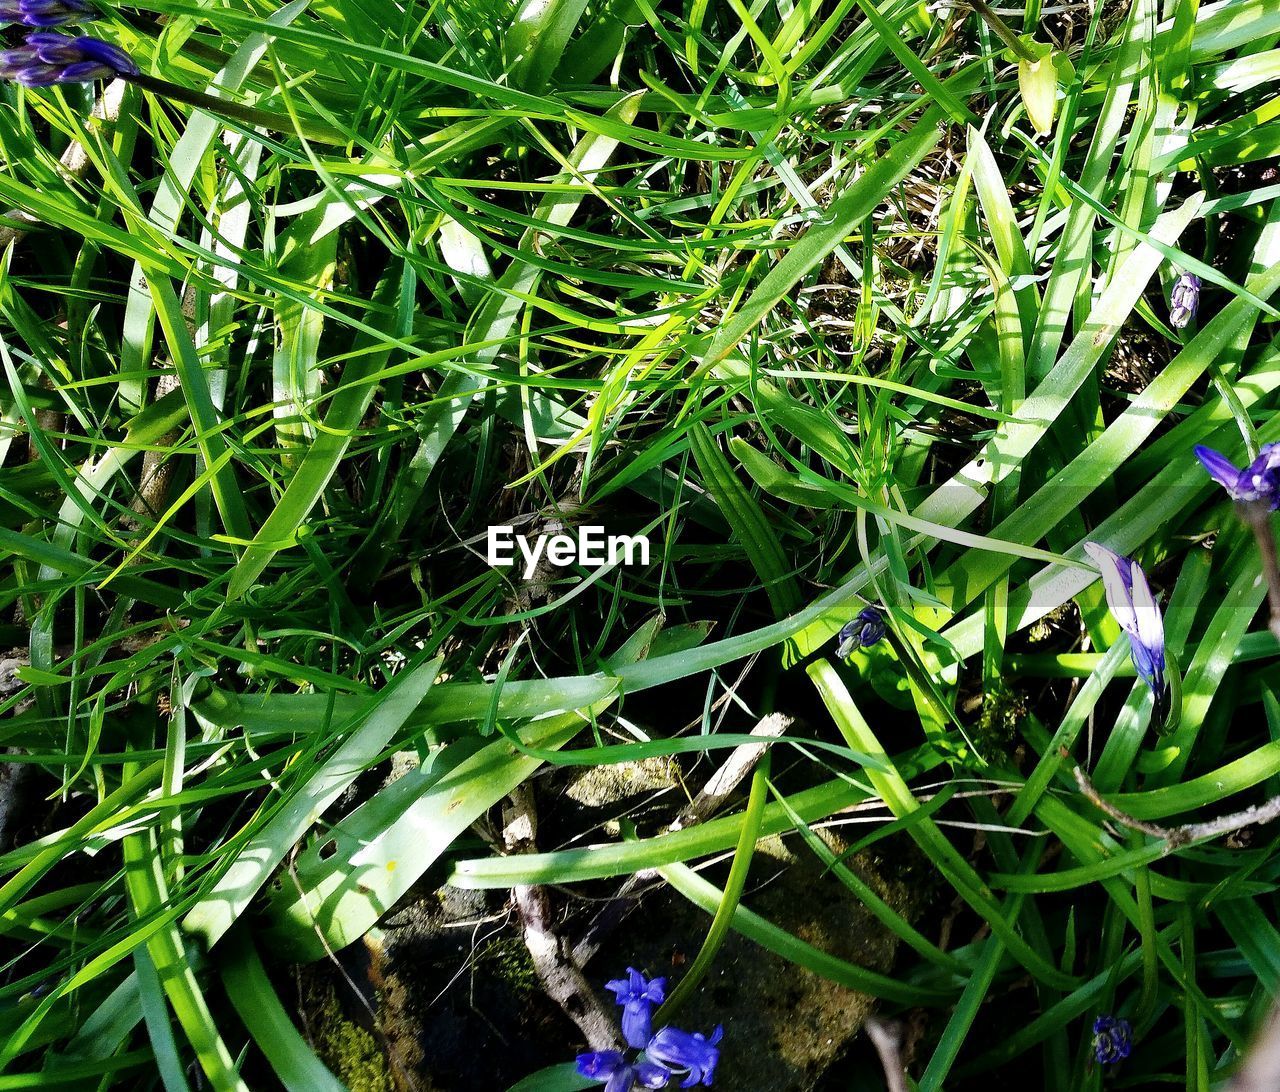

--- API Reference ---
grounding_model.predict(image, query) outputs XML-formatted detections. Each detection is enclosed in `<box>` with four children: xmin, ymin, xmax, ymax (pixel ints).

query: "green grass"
<box><xmin>3</xmin><ymin>0</ymin><xmax>1280</xmax><ymax>1087</ymax></box>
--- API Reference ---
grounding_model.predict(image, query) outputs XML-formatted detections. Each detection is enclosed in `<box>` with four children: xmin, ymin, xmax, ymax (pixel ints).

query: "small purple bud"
<box><xmin>1169</xmin><ymin>272</ymin><xmax>1200</xmax><ymax>329</ymax></box>
<box><xmin>0</xmin><ymin>0</ymin><xmax>94</xmax><ymax>26</ymax></box>
<box><xmin>1091</xmin><ymin>1015</ymin><xmax>1132</xmax><ymax>1065</ymax></box>
<box><xmin>835</xmin><ymin>606</ymin><xmax>887</xmax><ymax>658</ymax></box>
<box><xmin>68</xmin><ymin>34</ymin><xmax>137</xmax><ymax>75</ymax></box>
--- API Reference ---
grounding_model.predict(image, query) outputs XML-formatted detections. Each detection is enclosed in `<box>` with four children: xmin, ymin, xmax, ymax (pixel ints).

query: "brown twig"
<box><xmin>671</xmin><ymin>712</ymin><xmax>794</xmax><ymax>830</ymax></box>
<box><xmin>1068</xmin><ymin>749</ymin><xmax>1280</xmax><ymax>851</ymax></box>
<box><xmin>1238</xmin><ymin>501</ymin><xmax>1280</xmax><ymax>641</ymax></box>
<box><xmin>125</xmin><ymin>286</ymin><xmax>194</xmax><ymax>526</ymax></box>
<box><xmin>571</xmin><ymin>712</ymin><xmax>792</xmax><ymax>966</ymax></box>
<box><xmin>502</xmin><ymin>785</ymin><xmax>624</xmax><ymax>1051</ymax></box>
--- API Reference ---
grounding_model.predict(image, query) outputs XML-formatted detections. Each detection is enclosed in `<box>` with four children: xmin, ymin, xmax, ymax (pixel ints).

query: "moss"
<box><xmin>479</xmin><ymin>935</ymin><xmax>538</xmax><ymax>998</ymax></box>
<box><xmin>304</xmin><ymin>978</ymin><xmax>393</xmax><ymax>1092</ymax></box>
<box><xmin>978</xmin><ymin>677</ymin><xmax>1026</xmax><ymax>749</ymax></box>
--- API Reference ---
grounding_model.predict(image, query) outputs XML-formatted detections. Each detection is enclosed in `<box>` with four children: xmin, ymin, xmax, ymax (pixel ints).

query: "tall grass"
<box><xmin>2</xmin><ymin>0</ymin><xmax>1280</xmax><ymax>1088</ymax></box>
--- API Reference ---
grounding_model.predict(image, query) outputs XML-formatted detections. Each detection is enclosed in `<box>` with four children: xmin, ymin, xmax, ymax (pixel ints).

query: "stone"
<box><xmin>564</xmin><ymin>756</ymin><xmax>680</xmax><ymax>808</ymax></box>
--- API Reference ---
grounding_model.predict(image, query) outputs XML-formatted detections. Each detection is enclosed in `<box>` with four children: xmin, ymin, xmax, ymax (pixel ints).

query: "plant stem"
<box><xmin>123</xmin><ymin>72</ymin><xmax>347</xmax><ymax>146</ymax></box>
<box><xmin>965</xmin><ymin>0</ymin><xmax>1040</xmax><ymax>62</ymax></box>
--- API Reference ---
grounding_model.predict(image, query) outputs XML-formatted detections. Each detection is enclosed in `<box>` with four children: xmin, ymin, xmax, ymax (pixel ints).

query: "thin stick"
<box><xmin>672</xmin><ymin>712</ymin><xmax>793</xmax><ymax>829</ymax></box>
<box><xmin>503</xmin><ymin>785</ymin><xmax>624</xmax><ymax>1051</ymax></box>
<box><xmin>1238</xmin><ymin>502</ymin><xmax>1280</xmax><ymax>641</ymax></box>
<box><xmin>1068</xmin><ymin>750</ymin><xmax>1280</xmax><ymax>851</ymax></box>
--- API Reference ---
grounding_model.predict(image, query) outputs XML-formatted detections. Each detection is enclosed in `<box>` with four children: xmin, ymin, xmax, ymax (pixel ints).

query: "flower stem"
<box><xmin>965</xmin><ymin>0</ymin><xmax>1040</xmax><ymax>63</ymax></box>
<box><xmin>122</xmin><ymin>72</ymin><xmax>347</xmax><ymax>146</ymax></box>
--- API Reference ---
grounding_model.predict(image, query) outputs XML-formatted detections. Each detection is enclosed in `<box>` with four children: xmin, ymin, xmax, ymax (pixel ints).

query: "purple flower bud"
<box><xmin>1091</xmin><ymin>1015</ymin><xmax>1132</xmax><ymax>1065</ymax></box>
<box><xmin>835</xmin><ymin>606</ymin><xmax>886</xmax><ymax>658</ymax></box>
<box><xmin>576</xmin><ymin>1051</ymin><xmax>672</xmax><ymax>1091</ymax></box>
<box><xmin>633</xmin><ymin>1063</ymin><xmax>672</xmax><ymax>1089</ymax></box>
<box><xmin>0</xmin><ymin>31</ymin><xmax>136</xmax><ymax>86</ymax></box>
<box><xmin>578</xmin><ymin>1051</ymin><xmax>627</xmax><ymax>1081</ymax></box>
<box><xmin>1169</xmin><ymin>272</ymin><xmax>1200</xmax><ymax>329</ymax></box>
<box><xmin>24</xmin><ymin>30</ymin><xmax>82</xmax><ymax>61</ymax></box>
<box><xmin>0</xmin><ymin>0</ymin><xmax>93</xmax><ymax>26</ymax></box>
<box><xmin>1195</xmin><ymin>443</ymin><xmax>1280</xmax><ymax>510</ymax></box>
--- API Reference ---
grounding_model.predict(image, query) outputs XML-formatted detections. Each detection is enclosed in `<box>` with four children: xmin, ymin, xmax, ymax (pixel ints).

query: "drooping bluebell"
<box><xmin>0</xmin><ymin>31</ymin><xmax>136</xmax><ymax>85</ymax></box>
<box><xmin>1083</xmin><ymin>543</ymin><xmax>1170</xmax><ymax>725</ymax></box>
<box><xmin>576</xmin><ymin>1051</ymin><xmax>671</xmax><ymax>1092</ymax></box>
<box><xmin>1091</xmin><ymin>1015</ymin><xmax>1132</xmax><ymax>1065</ymax></box>
<box><xmin>644</xmin><ymin>1025</ymin><xmax>723</xmax><ymax>1088</ymax></box>
<box><xmin>1195</xmin><ymin>441</ymin><xmax>1280</xmax><ymax>641</ymax></box>
<box><xmin>835</xmin><ymin>606</ymin><xmax>887</xmax><ymax>658</ymax></box>
<box><xmin>1194</xmin><ymin>443</ymin><xmax>1280</xmax><ymax>510</ymax></box>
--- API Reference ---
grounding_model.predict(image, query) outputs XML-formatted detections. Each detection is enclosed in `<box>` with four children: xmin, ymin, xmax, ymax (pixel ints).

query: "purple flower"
<box><xmin>606</xmin><ymin>967</ymin><xmax>666</xmax><ymax>1049</ymax></box>
<box><xmin>1083</xmin><ymin>543</ymin><xmax>1169</xmax><ymax>723</ymax></box>
<box><xmin>1091</xmin><ymin>1015</ymin><xmax>1132</xmax><ymax>1065</ymax></box>
<box><xmin>835</xmin><ymin>606</ymin><xmax>886</xmax><ymax>658</ymax></box>
<box><xmin>0</xmin><ymin>31</ymin><xmax>136</xmax><ymax>86</ymax></box>
<box><xmin>578</xmin><ymin>1051</ymin><xmax>628</xmax><ymax>1085</ymax></box>
<box><xmin>644</xmin><ymin>1025</ymin><xmax>723</xmax><ymax>1088</ymax></box>
<box><xmin>575</xmin><ymin>1051</ymin><xmax>670</xmax><ymax>1092</ymax></box>
<box><xmin>1194</xmin><ymin>443</ymin><xmax>1280</xmax><ymax>509</ymax></box>
<box><xmin>0</xmin><ymin>0</ymin><xmax>94</xmax><ymax>26</ymax></box>
<box><xmin>577</xmin><ymin>969</ymin><xmax>723</xmax><ymax>1090</ymax></box>
<box><xmin>1169</xmin><ymin>272</ymin><xmax>1201</xmax><ymax>329</ymax></box>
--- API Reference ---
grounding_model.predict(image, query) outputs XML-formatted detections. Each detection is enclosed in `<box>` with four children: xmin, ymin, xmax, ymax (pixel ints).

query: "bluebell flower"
<box><xmin>644</xmin><ymin>1025</ymin><xmax>723</xmax><ymax>1088</ymax></box>
<box><xmin>1194</xmin><ymin>443</ymin><xmax>1280</xmax><ymax>510</ymax></box>
<box><xmin>1091</xmin><ymin>1015</ymin><xmax>1132</xmax><ymax>1065</ymax></box>
<box><xmin>0</xmin><ymin>0</ymin><xmax>93</xmax><ymax>25</ymax></box>
<box><xmin>576</xmin><ymin>1051</ymin><xmax>670</xmax><ymax>1092</ymax></box>
<box><xmin>1169</xmin><ymin>272</ymin><xmax>1201</xmax><ymax>329</ymax></box>
<box><xmin>606</xmin><ymin>968</ymin><xmax>666</xmax><ymax>1049</ymax></box>
<box><xmin>0</xmin><ymin>31</ymin><xmax>136</xmax><ymax>85</ymax></box>
<box><xmin>578</xmin><ymin>969</ymin><xmax>724</xmax><ymax>1090</ymax></box>
<box><xmin>1083</xmin><ymin>543</ymin><xmax>1169</xmax><ymax>724</ymax></box>
<box><xmin>835</xmin><ymin>606</ymin><xmax>886</xmax><ymax>658</ymax></box>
